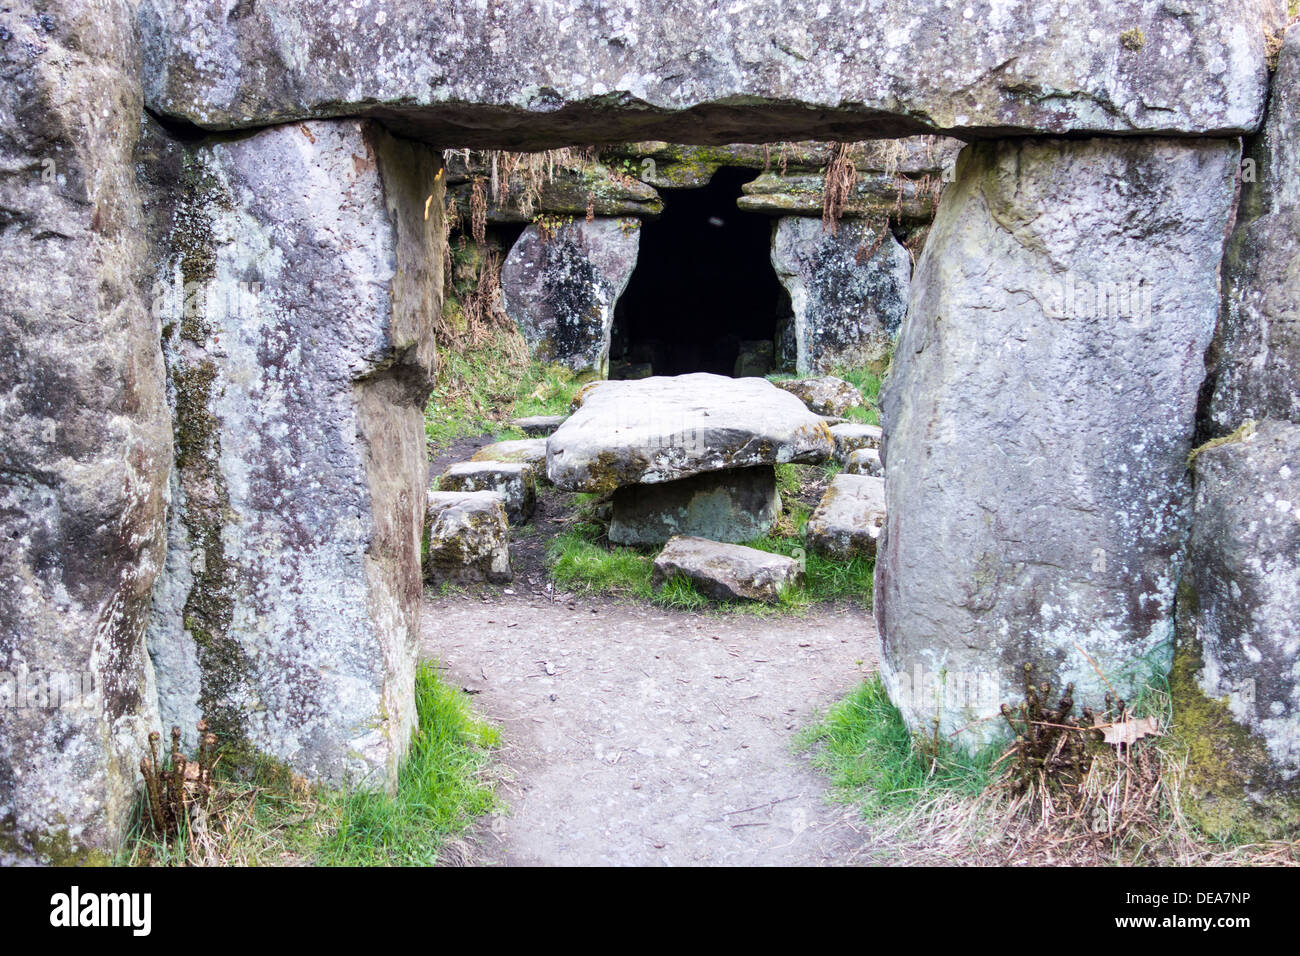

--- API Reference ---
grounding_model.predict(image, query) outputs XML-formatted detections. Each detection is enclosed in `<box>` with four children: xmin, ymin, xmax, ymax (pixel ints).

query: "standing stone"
<box><xmin>1173</xmin><ymin>421</ymin><xmax>1300</xmax><ymax>838</ymax></box>
<box><xmin>877</xmin><ymin>138</ymin><xmax>1239</xmax><ymax>749</ymax></box>
<box><xmin>771</xmin><ymin>217</ymin><xmax>910</xmax><ymax>374</ymax></box>
<box><xmin>501</xmin><ymin>218</ymin><xmax>640</xmax><ymax>378</ymax></box>
<box><xmin>1211</xmin><ymin>26</ymin><xmax>1300</xmax><ymax>433</ymax></box>
<box><xmin>143</xmin><ymin>119</ymin><xmax>443</xmax><ymax>788</ymax></box>
<box><xmin>609</xmin><ymin>467</ymin><xmax>779</xmax><ymax>546</ymax></box>
<box><xmin>0</xmin><ymin>1</ymin><xmax>171</xmax><ymax>864</ymax></box>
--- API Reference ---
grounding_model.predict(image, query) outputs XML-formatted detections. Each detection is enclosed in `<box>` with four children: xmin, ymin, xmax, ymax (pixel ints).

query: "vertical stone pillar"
<box><xmin>770</xmin><ymin>216</ymin><xmax>910</xmax><ymax>374</ymax></box>
<box><xmin>143</xmin><ymin>119</ymin><xmax>443</xmax><ymax>788</ymax></box>
<box><xmin>0</xmin><ymin>1</ymin><xmax>171</xmax><ymax>863</ymax></box>
<box><xmin>877</xmin><ymin>138</ymin><xmax>1238</xmax><ymax>748</ymax></box>
<box><xmin>500</xmin><ymin>218</ymin><xmax>640</xmax><ymax>379</ymax></box>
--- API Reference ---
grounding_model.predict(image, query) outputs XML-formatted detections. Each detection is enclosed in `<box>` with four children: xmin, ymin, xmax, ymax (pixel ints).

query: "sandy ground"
<box><xmin>421</xmin><ymin>587</ymin><xmax>879</xmax><ymax>866</ymax></box>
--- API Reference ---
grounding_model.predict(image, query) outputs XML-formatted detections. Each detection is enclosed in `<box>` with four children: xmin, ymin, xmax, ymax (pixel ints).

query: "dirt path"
<box><xmin>421</xmin><ymin>588</ymin><xmax>878</xmax><ymax>866</ymax></box>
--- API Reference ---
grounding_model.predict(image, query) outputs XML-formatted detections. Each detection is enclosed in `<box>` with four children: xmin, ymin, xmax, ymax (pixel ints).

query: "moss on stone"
<box><xmin>1170</xmin><ymin>608</ymin><xmax>1300</xmax><ymax>842</ymax></box>
<box><xmin>1120</xmin><ymin>28</ymin><xmax>1146</xmax><ymax>52</ymax></box>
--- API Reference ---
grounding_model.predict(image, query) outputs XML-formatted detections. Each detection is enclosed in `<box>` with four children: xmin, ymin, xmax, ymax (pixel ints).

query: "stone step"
<box><xmin>425</xmin><ymin>491</ymin><xmax>512</xmax><ymax>584</ymax></box>
<box><xmin>439</xmin><ymin>461</ymin><xmax>537</xmax><ymax>524</ymax></box>
<box><xmin>805</xmin><ymin>474</ymin><xmax>886</xmax><ymax>560</ymax></box>
<box><xmin>829</xmin><ymin>423</ymin><xmax>882</xmax><ymax>463</ymax></box>
<box><xmin>844</xmin><ymin>446</ymin><xmax>883</xmax><ymax>477</ymax></box>
<box><xmin>509</xmin><ymin>415</ymin><xmax>567</xmax><ymax>437</ymax></box>
<box><xmin>774</xmin><ymin>375</ymin><xmax>866</xmax><ymax>417</ymax></box>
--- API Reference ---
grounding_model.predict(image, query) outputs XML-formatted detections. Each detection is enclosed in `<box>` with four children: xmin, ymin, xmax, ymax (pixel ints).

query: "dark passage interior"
<box><xmin>610</xmin><ymin>167</ymin><xmax>790</xmax><ymax>378</ymax></box>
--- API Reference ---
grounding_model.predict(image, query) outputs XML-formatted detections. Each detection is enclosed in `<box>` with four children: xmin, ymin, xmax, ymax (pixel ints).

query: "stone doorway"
<box><xmin>610</xmin><ymin>167</ymin><xmax>789</xmax><ymax>379</ymax></box>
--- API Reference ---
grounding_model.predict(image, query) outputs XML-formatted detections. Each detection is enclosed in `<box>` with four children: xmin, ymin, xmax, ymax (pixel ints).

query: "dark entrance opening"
<box><xmin>610</xmin><ymin>167</ymin><xmax>789</xmax><ymax>378</ymax></box>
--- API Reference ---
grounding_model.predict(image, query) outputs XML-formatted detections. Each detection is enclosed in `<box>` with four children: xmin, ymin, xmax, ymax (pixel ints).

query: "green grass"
<box><xmin>121</xmin><ymin>660</ymin><xmax>500</xmax><ymax>866</ymax></box>
<box><xmin>317</xmin><ymin>660</ymin><xmax>499</xmax><ymax>865</ymax></box>
<box><xmin>767</xmin><ymin>362</ymin><xmax>886</xmax><ymax>426</ymax></box>
<box><xmin>425</xmin><ymin>344</ymin><xmax>582</xmax><ymax>451</ymax></box>
<box><xmin>797</xmin><ymin>675</ymin><xmax>995</xmax><ymax>818</ymax></box>
<box><xmin>547</xmin><ymin>525</ymin><xmax>655</xmax><ymax>600</ymax></box>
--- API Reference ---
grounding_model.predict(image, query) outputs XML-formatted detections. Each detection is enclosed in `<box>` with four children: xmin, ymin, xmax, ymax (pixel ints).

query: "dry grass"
<box><xmin>815</xmin><ymin>672</ymin><xmax>1299</xmax><ymax>867</ymax></box>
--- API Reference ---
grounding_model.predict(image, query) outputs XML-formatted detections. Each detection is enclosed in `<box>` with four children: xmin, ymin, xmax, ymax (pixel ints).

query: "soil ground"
<box><xmin>421</xmin><ymin>584</ymin><xmax>878</xmax><ymax>866</ymax></box>
<box><xmin>425</xmin><ymin>435</ymin><xmax>879</xmax><ymax>865</ymax></box>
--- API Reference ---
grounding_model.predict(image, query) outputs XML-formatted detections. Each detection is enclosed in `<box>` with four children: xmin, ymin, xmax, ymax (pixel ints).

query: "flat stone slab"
<box><xmin>775</xmin><ymin>376</ymin><xmax>866</xmax><ymax>416</ymax></box>
<box><xmin>425</xmin><ymin>492</ymin><xmax>512</xmax><ymax>584</ymax></box>
<box><xmin>829</xmin><ymin>423</ymin><xmax>882</xmax><ymax>462</ymax></box>
<box><xmin>439</xmin><ymin>461</ymin><xmax>536</xmax><ymax>524</ymax></box>
<box><xmin>652</xmin><ymin>536</ymin><xmax>803</xmax><ymax>604</ymax></box>
<box><xmin>510</xmin><ymin>415</ymin><xmax>567</xmax><ymax>437</ymax></box>
<box><xmin>144</xmin><ymin>2</ymin><xmax>1276</xmax><ymax>141</ymax></box>
<box><xmin>472</xmin><ymin>438</ymin><xmax>548</xmax><ymax>470</ymax></box>
<box><xmin>609</xmin><ymin>466</ymin><xmax>779</xmax><ymax>546</ymax></box>
<box><xmin>805</xmin><ymin>474</ymin><xmax>886</xmax><ymax>560</ymax></box>
<box><xmin>547</xmin><ymin>373</ymin><xmax>833</xmax><ymax>492</ymax></box>
<box><xmin>844</xmin><ymin>447</ymin><xmax>883</xmax><ymax>477</ymax></box>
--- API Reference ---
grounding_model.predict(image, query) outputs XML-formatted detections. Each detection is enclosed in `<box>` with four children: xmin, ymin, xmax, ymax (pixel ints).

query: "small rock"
<box><xmin>652</xmin><ymin>535</ymin><xmax>804</xmax><ymax>604</ymax></box>
<box><xmin>424</xmin><ymin>491</ymin><xmax>512</xmax><ymax>584</ymax></box>
<box><xmin>775</xmin><ymin>376</ymin><xmax>866</xmax><ymax>416</ymax></box>
<box><xmin>829</xmin><ymin>422</ymin><xmax>882</xmax><ymax>462</ymax></box>
<box><xmin>844</xmin><ymin>446</ymin><xmax>883</xmax><ymax>477</ymax></box>
<box><xmin>805</xmin><ymin>474</ymin><xmax>886</xmax><ymax>560</ymax></box>
<box><xmin>471</xmin><ymin>438</ymin><xmax>548</xmax><ymax>469</ymax></box>
<box><xmin>439</xmin><ymin>460</ymin><xmax>537</xmax><ymax>523</ymax></box>
<box><xmin>510</xmin><ymin>414</ymin><xmax>567</xmax><ymax>436</ymax></box>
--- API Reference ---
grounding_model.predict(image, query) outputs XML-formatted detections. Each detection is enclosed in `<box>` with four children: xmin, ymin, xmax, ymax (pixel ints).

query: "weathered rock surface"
<box><xmin>143</xmin><ymin>119</ymin><xmax>442</xmax><ymax>788</ymax></box>
<box><xmin>139</xmin><ymin>1</ymin><xmax>1278</xmax><ymax>143</ymax></box>
<box><xmin>1211</xmin><ymin>26</ymin><xmax>1300</xmax><ymax>434</ymax></box>
<box><xmin>877</xmin><ymin>137</ymin><xmax>1239</xmax><ymax>748</ymax></box>
<box><xmin>844</xmin><ymin>447</ymin><xmax>884</xmax><ymax>478</ymax></box>
<box><xmin>830</xmin><ymin>423</ymin><xmax>883</xmax><ymax>462</ymax></box>
<box><xmin>771</xmin><ymin>218</ymin><xmax>910</xmax><ymax>374</ymax></box>
<box><xmin>603</xmin><ymin>138</ymin><xmax>961</xmax><ymax>190</ymax></box>
<box><xmin>652</xmin><ymin>536</ymin><xmax>802</xmax><ymax>604</ymax></box>
<box><xmin>425</xmin><ymin>492</ymin><xmax>512</xmax><ymax>585</ymax></box>
<box><xmin>806</xmin><ymin>475</ymin><xmax>886</xmax><ymax>561</ymax></box>
<box><xmin>501</xmin><ymin>219</ymin><xmax>640</xmax><ymax>377</ymax></box>
<box><xmin>775</xmin><ymin>376</ymin><xmax>865</xmax><ymax>417</ymax></box>
<box><xmin>547</xmin><ymin>374</ymin><xmax>833</xmax><ymax>493</ymax></box>
<box><xmin>1173</xmin><ymin>421</ymin><xmax>1300</xmax><ymax>837</ymax></box>
<box><xmin>472</xmin><ymin>438</ymin><xmax>549</xmax><ymax>469</ymax></box>
<box><xmin>609</xmin><ymin>467</ymin><xmax>779</xmax><ymax>546</ymax></box>
<box><xmin>740</xmin><ymin>172</ymin><xmax>940</xmax><ymax>222</ymax></box>
<box><xmin>510</xmin><ymin>415</ymin><xmax>566</xmax><ymax>437</ymax></box>
<box><xmin>447</xmin><ymin>166</ymin><xmax>662</xmax><ymax>223</ymax></box>
<box><xmin>0</xmin><ymin>1</ymin><xmax>171</xmax><ymax>864</ymax></box>
<box><xmin>439</xmin><ymin>461</ymin><xmax>537</xmax><ymax>524</ymax></box>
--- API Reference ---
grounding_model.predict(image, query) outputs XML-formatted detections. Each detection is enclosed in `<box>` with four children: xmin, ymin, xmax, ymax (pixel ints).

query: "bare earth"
<box><xmin>421</xmin><ymin>588</ymin><xmax>878</xmax><ymax>866</ymax></box>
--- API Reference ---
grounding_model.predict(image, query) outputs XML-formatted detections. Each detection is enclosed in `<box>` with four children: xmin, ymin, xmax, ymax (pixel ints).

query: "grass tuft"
<box><xmin>121</xmin><ymin>660</ymin><xmax>499</xmax><ymax>867</ymax></box>
<box><xmin>798</xmin><ymin>675</ymin><xmax>993</xmax><ymax>818</ymax></box>
<box><xmin>319</xmin><ymin>661</ymin><xmax>499</xmax><ymax>866</ymax></box>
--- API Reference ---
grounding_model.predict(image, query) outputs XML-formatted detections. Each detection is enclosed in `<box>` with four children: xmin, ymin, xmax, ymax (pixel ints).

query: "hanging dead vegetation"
<box><xmin>821</xmin><ymin>141</ymin><xmax>858</xmax><ymax>234</ymax></box>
